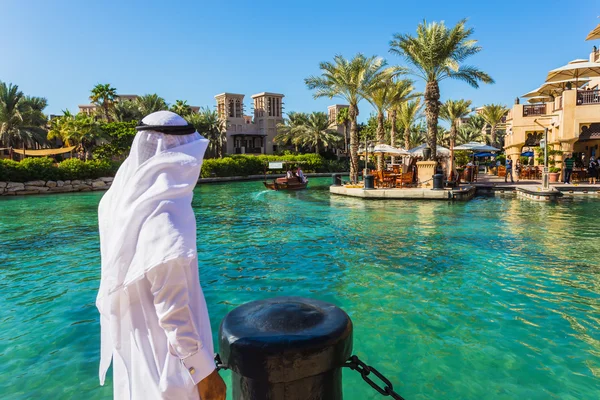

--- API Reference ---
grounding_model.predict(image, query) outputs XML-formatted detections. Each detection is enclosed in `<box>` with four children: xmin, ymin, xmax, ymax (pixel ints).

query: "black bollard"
<box><xmin>219</xmin><ymin>297</ymin><xmax>353</xmax><ymax>400</ymax></box>
<box><xmin>332</xmin><ymin>173</ymin><xmax>342</xmax><ymax>186</ymax></box>
<box><xmin>432</xmin><ymin>173</ymin><xmax>444</xmax><ymax>190</ymax></box>
<box><xmin>364</xmin><ymin>174</ymin><xmax>374</xmax><ymax>190</ymax></box>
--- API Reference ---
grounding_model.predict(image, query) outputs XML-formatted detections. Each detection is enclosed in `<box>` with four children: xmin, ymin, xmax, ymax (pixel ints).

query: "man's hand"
<box><xmin>198</xmin><ymin>369</ymin><xmax>226</xmax><ymax>400</ymax></box>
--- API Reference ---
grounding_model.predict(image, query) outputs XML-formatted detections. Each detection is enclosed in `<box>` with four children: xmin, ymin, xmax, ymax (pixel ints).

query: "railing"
<box><xmin>245</xmin><ymin>147</ymin><xmax>263</xmax><ymax>154</ymax></box>
<box><xmin>523</xmin><ymin>104</ymin><xmax>546</xmax><ymax>117</ymax></box>
<box><xmin>577</xmin><ymin>90</ymin><xmax>600</xmax><ymax>105</ymax></box>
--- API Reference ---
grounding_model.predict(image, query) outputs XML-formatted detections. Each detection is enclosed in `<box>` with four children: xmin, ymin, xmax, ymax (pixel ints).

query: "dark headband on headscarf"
<box><xmin>135</xmin><ymin>121</ymin><xmax>196</xmax><ymax>135</ymax></box>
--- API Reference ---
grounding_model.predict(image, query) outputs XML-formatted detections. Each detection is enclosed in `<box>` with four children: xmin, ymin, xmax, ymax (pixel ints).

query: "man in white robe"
<box><xmin>96</xmin><ymin>111</ymin><xmax>226</xmax><ymax>400</ymax></box>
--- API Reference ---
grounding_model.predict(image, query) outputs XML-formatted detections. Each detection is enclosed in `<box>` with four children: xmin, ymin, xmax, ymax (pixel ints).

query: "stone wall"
<box><xmin>0</xmin><ymin>177</ymin><xmax>113</xmax><ymax>196</ymax></box>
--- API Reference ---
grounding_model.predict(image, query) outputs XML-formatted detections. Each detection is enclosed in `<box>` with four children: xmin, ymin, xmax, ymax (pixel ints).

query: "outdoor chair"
<box><xmin>396</xmin><ymin>172</ymin><xmax>413</xmax><ymax>188</ymax></box>
<box><xmin>378</xmin><ymin>171</ymin><xmax>394</xmax><ymax>188</ymax></box>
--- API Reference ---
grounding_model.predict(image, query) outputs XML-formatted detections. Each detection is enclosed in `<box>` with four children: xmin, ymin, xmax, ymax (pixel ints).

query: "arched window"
<box><xmin>235</xmin><ymin>99</ymin><xmax>241</xmax><ymax>118</ymax></box>
<box><xmin>229</xmin><ymin>100</ymin><xmax>234</xmax><ymax>117</ymax></box>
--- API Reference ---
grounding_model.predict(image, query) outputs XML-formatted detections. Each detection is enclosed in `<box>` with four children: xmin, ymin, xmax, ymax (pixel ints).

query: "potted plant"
<box><xmin>549</xmin><ymin>167</ymin><xmax>561</xmax><ymax>182</ymax></box>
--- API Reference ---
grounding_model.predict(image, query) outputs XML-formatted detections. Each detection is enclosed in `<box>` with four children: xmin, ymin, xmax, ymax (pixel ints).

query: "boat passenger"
<box><xmin>296</xmin><ymin>166</ymin><xmax>307</xmax><ymax>183</ymax></box>
<box><xmin>286</xmin><ymin>169</ymin><xmax>295</xmax><ymax>179</ymax></box>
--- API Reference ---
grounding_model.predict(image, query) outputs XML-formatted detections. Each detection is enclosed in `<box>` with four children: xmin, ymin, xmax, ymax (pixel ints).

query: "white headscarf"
<box><xmin>96</xmin><ymin>111</ymin><xmax>208</xmax><ymax>383</ymax></box>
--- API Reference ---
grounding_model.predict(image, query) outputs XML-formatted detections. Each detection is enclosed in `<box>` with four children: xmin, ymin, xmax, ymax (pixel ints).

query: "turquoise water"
<box><xmin>1</xmin><ymin>178</ymin><xmax>599</xmax><ymax>399</ymax></box>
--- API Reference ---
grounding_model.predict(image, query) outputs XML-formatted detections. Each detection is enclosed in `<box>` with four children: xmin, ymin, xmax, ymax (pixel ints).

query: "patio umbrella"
<box><xmin>526</xmin><ymin>96</ymin><xmax>552</xmax><ymax>104</ymax></box>
<box><xmin>474</xmin><ymin>152</ymin><xmax>493</xmax><ymax>157</ymax></box>
<box><xmin>521</xmin><ymin>151</ymin><xmax>534</xmax><ymax>157</ymax></box>
<box><xmin>408</xmin><ymin>143</ymin><xmax>451</xmax><ymax>157</ymax></box>
<box><xmin>522</xmin><ymin>78</ymin><xmax>591</xmax><ymax>99</ymax></box>
<box><xmin>586</xmin><ymin>23</ymin><xmax>600</xmax><ymax>41</ymax></box>
<box><xmin>453</xmin><ymin>142</ymin><xmax>500</xmax><ymax>151</ymax></box>
<box><xmin>545</xmin><ymin>60</ymin><xmax>600</xmax><ymax>84</ymax></box>
<box><xmin>372</xmin><ymin>144</ymin><xmax>410</xmax><ymax>156</ymax></box>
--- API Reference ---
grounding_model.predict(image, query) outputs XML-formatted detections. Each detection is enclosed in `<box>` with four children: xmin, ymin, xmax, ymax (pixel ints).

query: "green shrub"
<box><xmin>0</xmin><ymin>159</ymin><xmax>22</xmax><ymax>181</ymax></box>
<box><xmin>199</xmin><ymin>154</ymin><xmax>343</xmax><ymax>178</ymax></box>
<box><xmin>0</xmin><ymin>157</ymin><xmax>119</xmax><ymax>182</ymax></box>
<box><xmin>549</xmin><ymin>167</ymin><xmax>561</xmax><ymax>173</ymax></box>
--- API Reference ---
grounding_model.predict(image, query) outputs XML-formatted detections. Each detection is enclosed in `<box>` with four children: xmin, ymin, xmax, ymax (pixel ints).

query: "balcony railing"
<box><xmin>523</xmin><ymin>104</ymin><xmax>546</xmax><ymax>117</ymax></box>
<box><xmin>234</xmin><ymin>147</ymin><xmax>263</xmax><ymax>154</ymax></box>
<box><xmin>577</xmin><ymin>89</ymin><xmax>600</xmax><ymax>105</ymax></box>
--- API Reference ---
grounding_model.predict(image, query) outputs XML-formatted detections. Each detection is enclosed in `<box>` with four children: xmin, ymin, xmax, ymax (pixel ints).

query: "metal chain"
<box><xmin>343</xmin><ymin>355</ymin><xmax>405</xmax><ymax>400</ymax></box>
<box><xmin>214</xmin><ymin>353</ymin><xmax>228</xmax><ymax>372</ymax></box>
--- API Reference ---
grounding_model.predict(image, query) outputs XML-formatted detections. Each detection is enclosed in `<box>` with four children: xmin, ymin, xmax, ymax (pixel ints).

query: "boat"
<box><xmin>263</xmin><ymin>161</ymin><xmax>308</xmax><ymax>191</ymax></box>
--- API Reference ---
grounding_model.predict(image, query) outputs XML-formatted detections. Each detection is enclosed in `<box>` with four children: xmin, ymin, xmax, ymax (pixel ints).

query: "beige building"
<box><xmin>327</xmin><ymin>104</ymin><xmax>349</xmax><ymax>135</ymax></box>
<box><xmin>504</xmin><ymin>47</ymin><xmax>600</xmax><ymax>173</ymax></box>
<box><xmin>215</xmin><ymin>92</ymin><xmax>284</xmax><ymax>155</ymax></box>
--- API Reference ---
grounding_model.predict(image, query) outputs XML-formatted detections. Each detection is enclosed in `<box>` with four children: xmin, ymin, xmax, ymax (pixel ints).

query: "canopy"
<box><xmin>408</xmin><ymin>143</ymin><xmax>450</xmax><ymax>157</ymax></box>
<box><xmin>527</xmin><ymin>96</ymin><xmax>552</xmax><ymax>104</ymax></box>
<box><xmin>453</xmin><ymin>142</ymin><xmax>500</xmax><ymax>151</ymax></box>
<box><xmin>12</xmin><ymin>146</ymin><xmax>76</xmax><ymax>156</ymax></box>
<box><xmin>586</xmin><ymin>23</ymin><xmax>600</xmax><ymax>41</ymax></box>
<box><xmin>372</xmin><ymin>144</ymin><xmax>409</xmax><ymax>156</ymax></box>
<box><xmin>474</xmin><ymin>152</ymin><xmax>493</xmax><ymax>157</ymax></box>
<box><xmin>545</xmin><ymin>60</ymin><xmax>600</xmax><ymax>83</ymax></box>
<box><xmin>521</xmin><ymin>151</ymin><xmax>534</xmax><ymax>157</ymax></box>
<box><xmin>522</xmin><ymin>78</ymin><xmax>591</xmax><ymax>98</ymax></box>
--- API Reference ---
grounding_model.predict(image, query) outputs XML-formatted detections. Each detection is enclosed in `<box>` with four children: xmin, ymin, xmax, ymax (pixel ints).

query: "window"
<box><xmin>268</xmin><ymin>98</ymin><xmax>272</xmax><ymax>116</ymax></box>
<box><xmin>228</xmin><ymin>100</ymin><xmax>234</xmax><ymax>117</ymax></box>
<box><xmin>235</xmin><ymin>99</ymin><xmax>241</xmax><ymax>117</ymax></box>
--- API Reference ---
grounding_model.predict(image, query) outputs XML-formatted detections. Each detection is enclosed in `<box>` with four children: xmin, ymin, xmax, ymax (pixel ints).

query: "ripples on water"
<box><xmin>0</xmin><ymin>178</ymin><xmax>599</xmax><ymax>399</ymax></box>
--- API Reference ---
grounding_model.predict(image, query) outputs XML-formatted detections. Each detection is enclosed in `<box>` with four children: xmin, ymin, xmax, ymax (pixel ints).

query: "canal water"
<box><xmin>1</xmin><ymin>178</ymin><xmax>599</xmax><ymax>399</ymax></box>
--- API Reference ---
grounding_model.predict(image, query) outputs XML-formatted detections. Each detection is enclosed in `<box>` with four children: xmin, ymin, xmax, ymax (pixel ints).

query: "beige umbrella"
<box><xmin>522</xmin><ymin>78</ymin><xmax>591</xmax><ymax>99</ymax></box>
<box><xmin>586</xmin><ymin>23</ymin><xmax>600</xmax><ymax>41</ymax></box>
<box><xmin>526</xmin><ymin>96</ymin><xmax>552</xmax><ymax>104</ymax></box>
<box><xmin>545</xmin><ymin>60</ymin><xmax>600</xmax><ymax>83</ymax></box>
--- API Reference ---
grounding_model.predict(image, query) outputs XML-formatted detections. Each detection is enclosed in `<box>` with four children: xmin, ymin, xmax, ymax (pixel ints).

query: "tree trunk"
<box><xmin>344</xmin><ymin>121</ymin><xmax>349</xmax><ymax>156</ymax></box>
<box><xmin>349</xmin><ymin>104</ymin><xmax>359</xmax><ymax>183</ymax></box>
<box><xmin>390</xmin><ymin>110</ymin><xmax>397</xmax><ymax>165</ymax></box>
<box><xmin>404</xmin><ymin>127</ymin><xmax>410</xmax><ymax>151</ymax></box>
<box><xmin>376</xmin><ymin>110</ymin><xmax>385</xmax><ymax>171</ymax></box>
<box><xmin>22</xmin><ymin>141</ymin><xmax>26</xmax><ymax>160</ymax></box>
<box><xmin>315</xmin><ymin>136</ymin><xmax>319</xmax><ymax>154</ymax></box>
<box><xmin>449</xmin><ymin>123</ymin><xmax>457</xmax><ymax>180</ymax></box>
<box><xmin>424</xmin><ymin>81</ymin><xmax>440</xmax><ymax>160</ymax></box>
<box><xmin>490</xmin><ymin>125</ymin><xmax>497</xmax><ymax>147</ymax></box>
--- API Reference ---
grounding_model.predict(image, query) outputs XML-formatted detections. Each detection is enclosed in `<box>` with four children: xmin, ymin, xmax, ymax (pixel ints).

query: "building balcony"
<box><xmin>577</xmin><ymin>89</ymin><xmax>600</xmax><ymax>106</ymax></box>
<box><xmin>523</xmin><ymin>104</ymin><xmax>546</xmax><ymax>117</ymax></box>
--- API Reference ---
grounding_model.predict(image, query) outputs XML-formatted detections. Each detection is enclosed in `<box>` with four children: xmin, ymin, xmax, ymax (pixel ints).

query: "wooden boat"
<box><xmin>263</xmin><ymin>161</ymin><xmax>308</xmax><ymax>191</ymax></box>
<box><xmin>263</xmin><ymin>177</ymin><xmax>308</xmax><ymax>191</ymax></box>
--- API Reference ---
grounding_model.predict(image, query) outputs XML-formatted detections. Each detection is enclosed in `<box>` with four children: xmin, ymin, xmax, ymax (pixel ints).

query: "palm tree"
<box><xmin>390</xmin><ymin>19</ymin><xmax>494</xmax><ymax>159</ymax></box>
<box><xmin>436</xmin><ymin>126</ymin><xmax>451</xmax><ymax>148</ymax></box>
<box><xmin>456</xmin><ymin>124</ymin><xmax>483</xmax><ymax>145</ymax></box>
<box><xmin>48</xmin><ymin>111</ymin><xmax>102</xmax><ymax>159</ymax></box>
<box><xmin>170</xmin><ymin>100</ymin><xmax>192</xmax><ymax>117</ymax></box>
<box><xmin>336</xmin><ymin>107</ymin><xmax>350</xmax><ymax>155</ymax></box>
<box><xmin>90</xmin><ymin>83</ymin><xmax>117</xmax><ymax>121</ymax></box>
<box><xmin>408</xmin><ymin>122</ymin><xmax>427</xmax><ymax>148</ymax></box>
<box><xmin>305</xmin><ymin>54</ymin><xmax>399</xmax><ymax>183</ymax></box>
<box><xmin>397</xmin><ymin>99</ymin><xmax>423</xmax><ymax>150</ymax></box>
<box><xmin>440</xmin><ymin>99</ymin><xmax>472</xmax><ymax>179</ymax></box>
<box><xmin>0</xmin><ymin>82</ymin><xmax>48</xmax><ymax>158</ymax></box>
<box><xmin>185</xmin><ymin>108</ymin><xmax>225</xmax><ymax>158</ymax></box>
<box><xmin>136</xmin><ymin>94</ymin><xmax>168</xmax><ymax>116</ymax></box>
<box><xmin>293</xmin><ymin>112</ymin><xmax>341</xmax><ymax>154</ymax></box>
<box><xmin>386</xmin><ymin>79</ymin><xmax>418</xmax><ymax>164</ymax></box>
<box><xmin>365</xmin><ymin>78</ymin><xmax>415</xmax><ymax>170</ymax></box>
<box><xmin>480</xmin><ymin>104</ymin><xmax>508</xmax><ymax>147</ymax></box>
<box><xmin>110</xmin><ymin>100</ymin><xmax>142</xmax><ymax>122</ymax></box>
<box><xmin>275</xmin><ymin>112</ymin><xmax>308</xmax><ymax>152</ymax></box>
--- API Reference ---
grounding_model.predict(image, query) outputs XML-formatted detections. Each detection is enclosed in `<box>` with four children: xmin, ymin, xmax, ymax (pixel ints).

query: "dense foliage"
<box><xmin>200</xmin><ymin>154</ymin><xmax>346</xmax><ymax>178</ymax></box>
<box><xmin>92</xmin><ymin>121</ymin><xmax>138</xmax><ymax>161</ymax></box>
<box><xmin>0</xmin><ymin>157</ymin><xmax>117</xmax><ymax>182</ymax></box>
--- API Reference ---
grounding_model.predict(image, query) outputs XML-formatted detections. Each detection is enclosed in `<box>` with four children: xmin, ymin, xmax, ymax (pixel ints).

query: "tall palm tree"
<box><xmin>408</xmin><ymin>122</ymin><xmax>427</xmax><ymax>148</ymax></box>
<box><xmin>0</xmin><ymin>82</ymin><xmax>48</xmax><ymax>158</ymax></box>
<box><xmin>305</xmin><ymin>54</ymin><xmax>399</xmax><ymax>183</ymax></box>
<box><xmin>397</xmin><ymin>99</ymin><xmax>423</xmax><ymax>150</ymax></box>
<box><xmin>389</xmin><ymin>19</ymin><xmax>494</xmax><ymax>159</ymax></box>
<box><xmin>440</xmin><ymin>99</ymin><xmax>472</xmax><ymax>179</ymax></box>
<box><xmin>136</xmin><ymin>94</ymin><xmax>168</xmax><ymax>116</ymax></box>
<box><xmin>170</xmin><ymin>100</ymin><xmax>192</xmax><ymax>117</ymax></box>
<box><xmin>336</xmin><ymin>107</ymin><xmax>350</xmax><ymax>155</ymax></box>
<box><xmin>294</xmin><ymin>112</ymin><xmax>341</xmax><ymax>154</ymax></box>
<box><xmin>480</xmin><ymin>104</ymin><xmax>508</xmax><ymax>147</ymax></box>
<box><xmin>90</xmin><ymin>83</ymin><xmax>117</xmax><ymax>121</ymax></box>
<box><xmin>275</xmin><ymin>112</ymin><xmax>308</xmax><ymax>152</ymax></box>
<box><xmin>366</xmin><ymin>78</ymin><xmax>415</xmax><ymax>170</ymax></box>
<box><xmin>185</xmin><ymin>108</ymin><xmax>225</xmax><ymax>158</ymax></box>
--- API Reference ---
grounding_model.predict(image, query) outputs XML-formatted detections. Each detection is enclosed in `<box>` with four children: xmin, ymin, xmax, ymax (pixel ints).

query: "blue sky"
<box><xmin>2</xmin><ymin>0</ymin><xmax>598</xmax><ymax>122</ymax></box>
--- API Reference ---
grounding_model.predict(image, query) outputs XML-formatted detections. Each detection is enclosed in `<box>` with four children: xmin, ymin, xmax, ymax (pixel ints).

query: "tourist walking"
<box><xmin>563</xmin><ymin>154</ymin><xmax>574</xmax><ymax>184</ymax></box>
<box><xmin>96</xmin><ymin>111</ymin><xmax>226</xmax><ymax>400</ymax></box>
<box><xmin>505</xmin><ymin>158</ymin><xmax>514</xmax><ymax>183</ymax></box>
<box><xmin>588</xmin><ymin>156</ymin><xmax>598</xmax><ymax>184</ymax></box>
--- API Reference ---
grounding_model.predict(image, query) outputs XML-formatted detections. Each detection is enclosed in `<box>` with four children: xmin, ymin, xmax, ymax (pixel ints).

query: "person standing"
<box><xmin>589</xmin><ymin>156</ymin><xmax>598</xmax><ymax>184</ymax></box>
<box><xmin>563</xmin><ymin>153</ymin><xmax>574</xmax><ymax>184</ymax></box>
<box><xmin>97</xmin><ymin>111</ymin><xmax>226</xmax><ymax>400</ymax></box>
<box><xmin>505</xmin><ymin>158</ymin><xmax>514</xmax><ymax>183</ymax></box>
